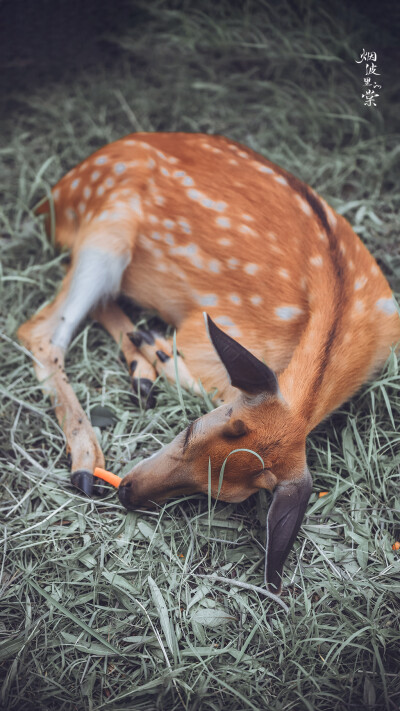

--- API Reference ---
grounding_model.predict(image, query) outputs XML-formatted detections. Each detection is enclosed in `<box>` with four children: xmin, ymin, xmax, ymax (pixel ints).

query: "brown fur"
<box><xmin>19</xmin><ymin>132</ymin><xmax>400</xmax><ymax>503</ymax></box>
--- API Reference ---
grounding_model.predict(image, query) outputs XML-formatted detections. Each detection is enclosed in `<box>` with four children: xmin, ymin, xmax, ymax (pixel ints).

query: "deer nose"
<box><xmin>118</xmin><ymin>481</ymin><xmax>133</xmax><ymax>508</ymax></box>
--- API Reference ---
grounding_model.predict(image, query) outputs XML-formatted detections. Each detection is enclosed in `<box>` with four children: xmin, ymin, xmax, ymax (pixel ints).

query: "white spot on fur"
<box><xmin>98</xmin><ymin>211</ymin><xmax>109</xmax><ymax>222</ymax></box>
<box><xmin>239</xmin><ymin>224</ymin><xmax>257</xmax><ymax>237</ymax></box>
<box><xmin>274</xmin><ymin>175</ymin><xmax>288</xmax><ymax>186</ymax></box>
<box><xmin>354</xmin><ymin>276</ymin><xmax>367</xmax><ymax>291</ymax></box>
<box><xmin>170</xmin><ymin>243</ymin><xmax>198</xmax><ymax>258</ymax></box>
<box><xmin>178</xmin><ymin>219</ymin><xmax>191</xmax><ymax>234</ymax></box>
<box><xmin>376</xmin><ymin>297</ymin><xmax>396</xmax><ymax>315</ymax></box>
<box><xmin>229</xmin><ymin>293</ymin><xmax>242</xmax><ymax>305</ymax></box>
<box><xmin>295</xmin><ymin>194</ymin><xmax>312</xmax><ymax>216</ymax></box>
<box><xmin>201</xmin><ymin>198</ymin><xmax>213</xmax><ymax>209</ymax></box>
<box><xmin>173</xmin><ymin>170</ymin><xmax>186</xmax><ymax>178</ymax></box>
<box><xmin>149</xmin><ymin>214</ymin><xmax>158</xmax><ymax>224</ymax></box>
<box><xmin>160</xmin><ymin>167</ymin><xmax>169</xmax><ymax>177</ymax></box>
<box><xmin>310</xmin><ymin>255</ymin><xmax>323</xmax><ymax>267</ymax></box>
<box><xmin>326</xmin><ymin>205</ymin><xmax>337</xmax><ymax>229</ymax></box>
<box><xmin>188</xmin><ymin>188</ymin><xmax>201</xmax><ymax>201</ymax></box>
<box><xmin>163</xmin><ymin>219</ymin><xmax>175</xmax><ymax>229</ymax></box>
<box><xmin>208</xmin><ymin>259</ymin><xmax>221</xmax><ymax>273</ymax></box>
<box><xmin>83</xmin><ymin>186</ymin><xmax>91</xmax><ymax>199</ymax></box>
<box><xmin>214</xmin><ymin>315</ymin><xmax>241</xmax><ymax>338</ymax></box>
<box><xmin>139</xmin><ymin>235</ymin><xmax>152</xmax><ymax>250</ymax></box>
<box><xmin>242</xmin><ymin>214</ymin><xmax>254</xmax><ymax>221</ymax></box>
<box><xmin>78</xmin><ymin>202</ymin><xmax>86</xmax><ymax>215</ymax></box>
<box><xmin>339</xmin><ymin>241</ymin><xmax>346</xmax><ymax>255</ymax></box>
<box><xmin>268</xmin><ymin>231</ymin><xmax>277</xmax><ymax>241</ymax></box>
<box><xmin>229</xmin><ymin>159</ymin><xmax>238</xmax><ymax>165</ymax></box>
<box><xmin>371</xmin><ymin>264</ymin><xmax>379</xmax><ymax>275</ymax></box>
<box><xmin>53</xmin><ymin>188</ymin><xmax>60</xmax><ymax>200</ymax></box>
<box><xmin>244</xmin><ymin>263</ymin><xmax>259</xmax><ymax>275</ymax></box>
<box><xmin>191</xmin><ymin>192</ymin><xmax>227</xmax><ymax>212</ymax></box>
<box><xmin>216</xmin><ymin>216</ymin><xmax>231</xmax><ymax>228</ymax></box>
<box><xmin>218</xmin><ymin>237</ymin><xmax>231</xmax><ymax>246</ymax></box>
<box><xmin>105</xmin><ymin>177</ymin><xmax>115</xmax><ymax>189</ymax></box>
<box><xmin>156</xmin><ymin>150</ymin><xmax>168</xmax><ymax>161</ymax></box>
<box><xmin>353</xmin><ymin>299</ymin><xmax>365</xmax><ymax>314</ymax></box>
<box><xmin>279</xmin><ymin>268</ymin><xmax>289</xmax><ymax>279</ymax></box>
<box><xmin>197</xmin><ymin>293</ymin><xmax>218</xmax><ymax>307</ymax></box>
<box><xmin>318</xmin><ymin>230</ymin><xmax>328</xmax><ymax>243</ymax></box>
<box><xmin>155</xmin><ymin>195</ymin><xmax>165</xmax><ymax>206</ymax></box>
<box><xmin>275</xmin><ymin>305</ymin><xmax>304</xmax><ymax>320</ymax></box>
<box><xmin>71</xmin><ymin>178</ymin><xmax>80</xmax><ymax>190</ymax></box>
<box><xmin>65</xmin><ymin>208</ymin><xmax>76</xmax><ymax>221</ymax></box>
<box><xmin>164</xmin><ymin>233</ymin><xmax>174</xmax><ymax>246</ymax></box>
<box><xmin>227</xmin><ymin>257</ymin><xmax>239</xmax><ymax>269</ymax></box>
<box><xmin>151</xmin><ymin>231</ymin><xmax>161</xmax><ymax>241</ymax></box>
<box><xmin>95</xmin><ymin>156</ymin><xmax>108</xmax><ymax>165</ymax></box>
<box><xmin>256</xmin><ymin>164</ymin><xmax>274</xmax><ymax>174</ymax></box>
<box><xmin>97</xmin><ymin>185</ymin><xmax>105</xmax><ymax>197</ymax></box>
<box><xmin>250</xmin><ymin>295</ymin><xmax>263</xmax><ymax>306</ymax></box>
<box><xmin>228</xmin><ymin>325</ymin><xmax>242</xmax><ymax>338</ymax></box>
<box><xmin>147</xmin><ymin>158</ymin><xmax>155</xmax><ymax>169</ymax></box>
<box><xmin>114</xmin><ymin>162</ymin><xmax>126</xmax><ymax>175</ymax></box>
<box><xmin>182</xmin><ymin>176</ymin><xmax>194</xmax><ymax>186</ymax></box>
<box><xmin>129</xmin><ymin>195</ymin><xmax>142</xmax><ymax>216</ymax></box>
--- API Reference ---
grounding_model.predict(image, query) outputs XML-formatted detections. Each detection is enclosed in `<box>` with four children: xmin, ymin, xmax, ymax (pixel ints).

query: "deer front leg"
<box><xmin>18</xmin><ymin>301</ymin><xmax>105</xmax><ymax>494</ymax></box>
<box><xmin>18</xmin><ymin>247</ymin><xmax>130</xmax><ymax>495</ymax></box>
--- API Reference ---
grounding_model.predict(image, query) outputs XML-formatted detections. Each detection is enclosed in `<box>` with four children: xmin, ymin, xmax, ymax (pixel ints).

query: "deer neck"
<box><xmin>278</xmin><ymin>220</ymin><xmax>376</xmax><ymax>434</ymax></box>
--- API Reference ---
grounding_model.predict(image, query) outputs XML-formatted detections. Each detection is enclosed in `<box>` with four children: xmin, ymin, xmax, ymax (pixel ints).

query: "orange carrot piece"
<box><xmin>392</xmin><ymin>541</ymin><xmax>400</xmax><ymax>551</ymax></box>
<box><xmin>94</xmin><ymin>467</ymin><xmax>122</xmax><ymax>488</ymax></box>
<box><xmin>318</xmin><ymin>491</ymin><xmax>329</xmax><ymax>498</ymax></box>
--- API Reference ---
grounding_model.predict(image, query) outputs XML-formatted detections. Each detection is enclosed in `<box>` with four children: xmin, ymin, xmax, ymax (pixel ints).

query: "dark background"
<box><xmin>1</xmin><ymin>0</ymin><xmax>399</xmax><ymax>98</ymax></box>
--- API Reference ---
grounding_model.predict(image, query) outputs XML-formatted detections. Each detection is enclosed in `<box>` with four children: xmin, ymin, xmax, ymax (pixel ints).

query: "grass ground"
<box><xmin>1</xmin><ymin>1</ymin><xmax>400</xmax><ymax>709</ymax></box>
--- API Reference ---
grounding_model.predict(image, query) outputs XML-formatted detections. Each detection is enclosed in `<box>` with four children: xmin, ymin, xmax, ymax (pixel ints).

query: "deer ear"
<box><xmin>205</xmin><ymin>314</ymin><xmax>279</xmax><ymax>396</ymax></box>
<box><xmin>265</xmin><ymin>466</ymin><xmax>312</xmax><ymax>594</ymax></box>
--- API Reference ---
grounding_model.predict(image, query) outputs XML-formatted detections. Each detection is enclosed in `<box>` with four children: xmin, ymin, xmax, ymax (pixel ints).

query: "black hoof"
<box><xmin>156</xmin><ymin>349</ymin><xmax>170</xmax><ymax>363</ymax></box>
<box><xmin>128</xmin><ymin>329</ymin><xmax>155</xmax><ymax>348</ymax></box>
<box><xmin>71</xmin><ymin>470</ymin><xmax>94</xmax><ymax>497</ymax></box>
<box><xmin>132</xmin><ymin>377</ymin><xmax>157</xmax><ymax>409</ymax></box>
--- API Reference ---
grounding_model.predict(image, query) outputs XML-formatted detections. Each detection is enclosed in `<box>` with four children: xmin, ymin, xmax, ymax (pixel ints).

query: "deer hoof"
<box><xmin>132</xmin><ymin>378</ymin><xmax>157</xmax><ymax>409</ymax></box>
<box><xmin>71</xmin><ymin>469</ymin><xmax>94</xmax><ymax>497</ymax></box>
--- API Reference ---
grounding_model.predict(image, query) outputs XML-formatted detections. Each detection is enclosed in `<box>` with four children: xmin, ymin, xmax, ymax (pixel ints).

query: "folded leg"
<box><xmin>91</xmin><ymin>301</ymin><xmax>158</xmax><ymax>408</ymax></box>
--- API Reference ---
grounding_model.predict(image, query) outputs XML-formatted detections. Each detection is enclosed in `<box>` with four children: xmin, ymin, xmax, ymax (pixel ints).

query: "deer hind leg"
<box><xmin>91</xmin><ymin>301</ymin><xmax>158</xmax><ymax>408</ymax></box>
<box><xmin>17</xmin><ymin>246</ymin><xmax>130</xmax><ymax>496</ymax></box>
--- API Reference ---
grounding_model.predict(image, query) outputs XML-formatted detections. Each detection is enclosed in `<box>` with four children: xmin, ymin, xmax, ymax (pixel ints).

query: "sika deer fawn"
<box><xmin>18</xmin><ymin>133</ymin><xmax>400</xmax><ymax>593</ymax></box>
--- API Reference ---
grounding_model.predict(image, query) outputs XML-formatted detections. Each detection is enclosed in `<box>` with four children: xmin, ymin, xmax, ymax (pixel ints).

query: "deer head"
<box><xmin>118</xmin><ymin>315</ymin><xmax>312</xmax><ymax>592</ymax></box>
